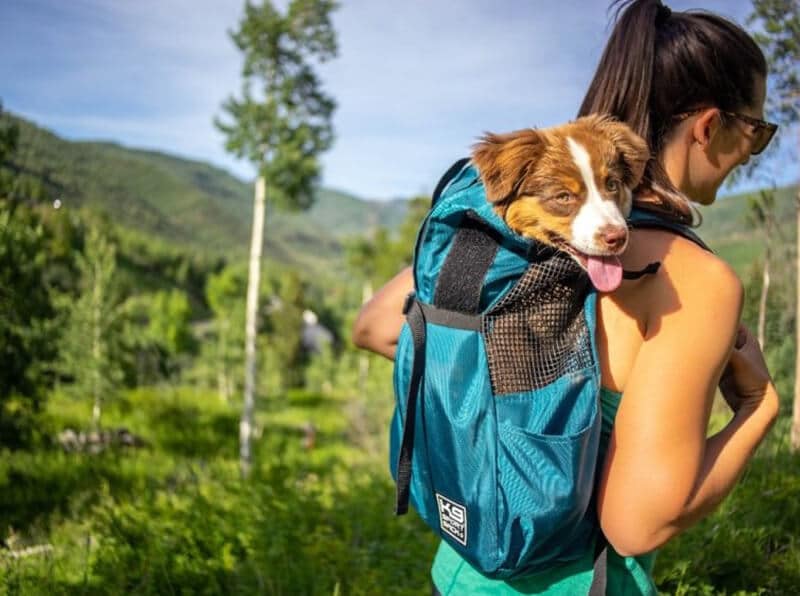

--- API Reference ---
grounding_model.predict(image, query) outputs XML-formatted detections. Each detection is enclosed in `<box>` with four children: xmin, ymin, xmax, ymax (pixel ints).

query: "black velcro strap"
<box><xmin>433</xmin><ymin>213</ymin><xmax>499</xmax><ymax>314</ymax></box>
<box><xmin>404</xmin><ymin>292</ymin><xmax>482</xmax><ymax>331</ymax></box>
<box><xmin>432</xmin><ymin>157</ymin><xmax>470</xmax><ymax>207</ymax></box>
<box><xmin>623</xmin><ymin>261</ymin><xmax>661</xmax><ymax>280</ymax></box>
<box><xmin>588</xmin><ymin>539</ymin><xmax>608</xmax><ymax>596</ymax></box>
<box><xmin>395</xmin><ymin>297</ymin><xmax>427</xmax><ymax>515</ymax></box>
<box><xmin>419</xmin><ymin>302</ymin><xmax>482</xmax><ymax>331</ymax></box>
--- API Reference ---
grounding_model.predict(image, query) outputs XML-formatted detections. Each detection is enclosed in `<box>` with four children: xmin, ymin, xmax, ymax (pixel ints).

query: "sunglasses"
<box><xmin>673</xmin><ymin>108</ymin><xmax>778</xmax><ymax>155</ymax></box>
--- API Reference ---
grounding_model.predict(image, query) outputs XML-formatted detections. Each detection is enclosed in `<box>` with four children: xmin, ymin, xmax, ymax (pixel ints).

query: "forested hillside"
<box><xmin>2</xmin><ymin>113</ymin><xmax>407</xmax><ymax>261</ymax></box>
<box><xmin>699</xmin><ymin>184</ymin><xmax>798</xmax><ymax>273</ymax></box>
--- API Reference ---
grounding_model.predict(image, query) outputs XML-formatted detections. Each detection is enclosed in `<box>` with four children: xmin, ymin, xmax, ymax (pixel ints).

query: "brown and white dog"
<box><xmin>471</xmin><ymin>115</ymin><xmax>650</xmax><ymax>292</ymax></box>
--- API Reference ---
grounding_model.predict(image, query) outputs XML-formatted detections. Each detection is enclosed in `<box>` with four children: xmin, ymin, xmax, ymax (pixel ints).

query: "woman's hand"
<box><xmin>718</xmin><ymin>324</ymin><xmax>779</xmax><ymax>414</ymax></box>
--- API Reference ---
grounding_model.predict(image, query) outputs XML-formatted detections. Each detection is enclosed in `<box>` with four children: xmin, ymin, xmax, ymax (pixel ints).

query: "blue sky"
<box><xmin>1</xmin><ymin>0</ymin><xmax>795</xmax><ymax>201</ymax></box>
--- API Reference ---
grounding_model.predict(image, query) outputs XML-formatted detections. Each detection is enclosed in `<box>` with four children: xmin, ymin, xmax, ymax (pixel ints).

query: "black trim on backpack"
<box><xmin>619</xmin><ymin>213</ymin><xmax>711</xmax><ymax>281</ymax></box>
<box><xmin>432</xmin><ymin>157</ymin><xmax>470</xmax><ymax>207</ymax></box>
<box><xmin>628</xmin><ymin>213</ymin><xmax>712</xmax><ymax>252</ymax></box>
<box><xmin>395</xmin><ymin>296</ymin><xmax>427</xmax><ymax>515</ymax></box>
<box><xmin>623</xmin><ymin>262</ymin><xmax>661</xmax><ymax>280</ymax></box>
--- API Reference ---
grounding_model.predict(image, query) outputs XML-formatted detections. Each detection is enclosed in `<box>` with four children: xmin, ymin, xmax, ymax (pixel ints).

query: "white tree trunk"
<box><xmin>241</xmin><ymin>175</ymin><xmax>266</xmax><ymax>477</ymax></box>
<box><xmin>218</xmin><ymin>319</ymin><xmax>230</xmax><ymax>403</ymax></box>
<box><xmin>792</xmin><ymin>192</ymin><xmax>800</xmax><ymax>451</ymax></box>
<box><xmin>92</xmin><ymin>262</ymin><xmax>102</xmax><ymax>431</ymax></box>
<box><xmin>757</xmin><ymin>247</ymin><xmax>770</xmax><ymax>350</ymax></box>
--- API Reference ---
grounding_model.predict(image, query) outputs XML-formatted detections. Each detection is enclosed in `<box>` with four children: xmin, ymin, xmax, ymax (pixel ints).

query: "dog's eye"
<box><xmin>555</xmin><ymin>192</ymin><xmax>574</xmax><ymax>202</ymax></box>
<box><xmin>605</xmin><ymin>178</ymin><xmax>619</xmax><ymax>193</ymax></box>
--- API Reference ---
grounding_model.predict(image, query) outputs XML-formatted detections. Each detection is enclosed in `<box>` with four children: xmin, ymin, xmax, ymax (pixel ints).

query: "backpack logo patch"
<box><xmin>436</xmin><ymin>493</ymin><xmax>467</xmax><ymax>546</ymax></box>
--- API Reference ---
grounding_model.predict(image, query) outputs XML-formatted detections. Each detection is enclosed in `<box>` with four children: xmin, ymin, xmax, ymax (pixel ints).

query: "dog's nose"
<box><xmin>600</xmin><ymin>226</ymin><xmax>628</xmax><ymax>251</ymax></box>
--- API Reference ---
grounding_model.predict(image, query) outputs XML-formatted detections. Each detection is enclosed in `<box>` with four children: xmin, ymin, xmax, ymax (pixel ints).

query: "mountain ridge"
<box><xmin>2</xmin><ymin>113</ymin><xmax>410</xmax><ymax>262</ymax></box>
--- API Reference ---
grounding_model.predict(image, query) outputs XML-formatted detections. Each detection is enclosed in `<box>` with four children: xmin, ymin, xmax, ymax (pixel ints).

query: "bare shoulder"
<box><xmin>622</xmin><ymin>228</ymin><xmax>743</xmax><ymax>331</ymax></box>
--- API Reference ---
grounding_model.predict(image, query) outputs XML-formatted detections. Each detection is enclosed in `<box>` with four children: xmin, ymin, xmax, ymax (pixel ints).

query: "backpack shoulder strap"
<box><xmin>627</xmin><ymin>208</ymin><xmax>711</xmax><ymax>252</ymax></box>
<box><xmin>622</xmin><ymin>208</ymin><xmax>711</xmax><ymax>280</ymax></box>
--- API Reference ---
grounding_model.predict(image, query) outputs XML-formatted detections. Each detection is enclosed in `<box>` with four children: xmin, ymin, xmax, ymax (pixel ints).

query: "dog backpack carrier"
<box><xmin>389</xmin><ymin>158</ymin><xmax>708</xmax><ymax>587</ymax></box>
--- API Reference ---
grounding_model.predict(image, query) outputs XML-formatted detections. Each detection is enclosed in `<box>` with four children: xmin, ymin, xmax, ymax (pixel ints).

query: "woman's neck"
<box><xmin>660</xmin><ymin>140</ymin><xmax>693</xmax><ymax>196</ymax></box>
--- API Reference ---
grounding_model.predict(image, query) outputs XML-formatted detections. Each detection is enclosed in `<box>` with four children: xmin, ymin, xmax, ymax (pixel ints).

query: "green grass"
<box><xmin>0</xmin><ymin>375</ymin><xmax>439</xmax><ymax>595</ymax></box>
<box><xmin>4</xmin><ymin>375</ymin><xmax>799</xmax><ymax>594</ymax></box>
<box><xmin>655</xmin><ymin>417</ymin><xmax>800</xmax><ymax>595</ymax></box>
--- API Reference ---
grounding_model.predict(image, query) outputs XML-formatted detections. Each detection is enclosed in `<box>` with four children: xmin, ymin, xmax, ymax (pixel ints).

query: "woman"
<box><xmin>352</xmin><ymin>1</ymin><xmax>780</xmax><ymax>593</ymax></box>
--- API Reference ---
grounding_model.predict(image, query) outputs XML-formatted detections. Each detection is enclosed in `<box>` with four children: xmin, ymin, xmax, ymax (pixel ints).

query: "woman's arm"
<box><xmin>352</xmin><ymin>267</ymin><xmax>414</xmax><ymax>360</ymax></box>
<box><xmin>597</xmin><ymin>247</ymin><xmax>779</xmax><ymax>557</ymax></box>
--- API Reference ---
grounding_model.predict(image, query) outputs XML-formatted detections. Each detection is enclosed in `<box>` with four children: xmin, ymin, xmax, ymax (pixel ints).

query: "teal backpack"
<box><xmin>390</xmin><ymin>158</ymin><xmax>708</xmax><ymax>591</ymax></box>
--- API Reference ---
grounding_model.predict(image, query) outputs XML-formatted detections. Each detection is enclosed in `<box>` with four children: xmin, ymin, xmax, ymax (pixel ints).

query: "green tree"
<box><xmin>749</xmin><ymin>0</ymin><xmax>800</xmax><ymax>126</ymax></box>
<box><xmin>56</xmin><ymin>226</ymin><xmax>125</xmax><ymax>430</ymax></box>
<box><xmin>0</xmin><ymin>102</ymin><xmax>19</xmax><ymax>164</ymax></box>
<box><xmin>748</xmin><ymin>0</ymin><xmax>800</xmax><ymax>449</ymax></box>
<box><xmin>344</xmin><ymin>194</ymin><xmax>431</xmax><ymax>290</ymax></box>
<box><xmin>204</xmin><ymin>265</ymin><xmax>248</xmax><ymax>402</ymax></box>
<box><xmin>264</xmin><ymin>270</ymin><xmax>308</xmax><ymax>390</ymax></box>
<box><xmin>0</xmin><ymin>104</ymin><xmax>60</xmax><ymax>446</ymax></box>
<box><xmin>215</xmin><ymin>0</ymin><xmax>338</xmax><ymax>476</ymax></box>
<box><xmin>146</xmin><ymin>289</ymin><xmax>196</xmax><ymax>360</ymax></box>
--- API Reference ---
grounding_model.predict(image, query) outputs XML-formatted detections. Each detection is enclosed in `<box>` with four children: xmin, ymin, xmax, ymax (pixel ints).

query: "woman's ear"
<box><xmin>471</xmin><ymin>130</ymin><xmax>545</xmax><ymax>203</ymax></box>
<box><xmin>692</xmin><ymin>108</ymin><xmax>721</xmax><ymax>149</ymax></box>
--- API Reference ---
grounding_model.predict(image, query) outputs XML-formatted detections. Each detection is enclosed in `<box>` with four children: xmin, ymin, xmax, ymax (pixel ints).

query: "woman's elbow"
<box><xmin>351</xmin><ymin>310</ymin><xmax>399</xmax><ymax>359</ymax></box>
<box><xmin>599</xmin><ymin>487</ymin><xmax>686</xmax><ymax>556</ymax></box>
<box><xmin>351</xmin><ymin>313</ymin><xmax>372</xmax><ymax>350</ymax></box>
<box><xmin>601</xmin><ymin>523</ymin><xmax>671</xmax><ymax>558</ymax></box>
<box><xmin>600</xmin><ymin>503</ymin><xmax>680</xmax><ymax>557</ymax></box>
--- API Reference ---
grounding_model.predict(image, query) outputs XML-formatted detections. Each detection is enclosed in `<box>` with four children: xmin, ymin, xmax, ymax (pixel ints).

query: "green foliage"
<box><xmin>0</xmin><ymin>101</ymin><xmax>19</xmax><ymax>164</ymax></box>
<box><xmin>54</xmin><ymin>226</ymin><xmax>126</xmax><ymax>428</ymax></box>
<box><xmin>145</xmin><ymin>289</ymin><xmax>196</xmax><ymax>357</ymax></box>
<box><xmin>344</xmin><ymin>194</ymin><xmax>430</xmax><ymax>288</ymax></box>
<box><xmin>191</xmin><ymin>265</ymin><xmax>248</xmax><ymax>399</ymax></box>
<box><xmin>697</xmin><ymin>184</ymin><xmax>797</xmax><ymax>275</ymax></box>
<box><xmin>0</xmin><ymin>115</ymin><xmax>66</xmax><ymax>445</ymax></box>
<box><xmin>263</xmin><ymin>270</ymin><xmax>309</xmax><ymax>389</ymax></box>
<box><xmin>748</xmin><ymin>0</ymin><xmax>800</xmax><ymax>127</ymax></box>
<box><xmin>655</xmin><ymin>439</ymin><xmax>800</xmax><ymax>594</ymax></box>
<box><xmin>1</xmin><ymin>381</ymin><xmax>437</xmax><ymax>595</ymax></box>
<box><xmin>215</xmin><ymin>0</ymin><xmax>338</xmax><ymax>211</ymax></box>
<box><xmin>740</xmin><ymin>259</ymin><xmax>796</xmax><ymax>409</ymax></box>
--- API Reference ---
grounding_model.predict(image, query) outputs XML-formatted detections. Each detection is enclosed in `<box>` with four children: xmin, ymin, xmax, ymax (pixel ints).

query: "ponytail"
<box><xmin>579</xmin><ymin>0</ymin><xmax>663</xmax><ymax>141</ymax></box>
<box><xmin>579</xmin><ymin>0</ymin><xmax>767</xmax><ymax>225</ymax></box>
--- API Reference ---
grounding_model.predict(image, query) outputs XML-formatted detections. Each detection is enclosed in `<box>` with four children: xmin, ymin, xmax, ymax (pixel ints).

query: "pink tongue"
<box><xmin>587</xmin><ymin>255</ymin><xmax>623</xmax><ymax>292</ymax></box>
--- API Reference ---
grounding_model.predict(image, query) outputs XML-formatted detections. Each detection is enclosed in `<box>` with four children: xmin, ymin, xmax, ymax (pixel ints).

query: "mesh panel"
<box><xmin>483</xmin><ymin>253</ymin><xmax>593</xmax><ymax>395</ymax></box>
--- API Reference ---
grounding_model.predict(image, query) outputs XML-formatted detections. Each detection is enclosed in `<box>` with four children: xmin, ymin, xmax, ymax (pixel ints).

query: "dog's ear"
<box><xmin>471</xmin><ymin>130</ymin><xmax>545</xmax><ymax>203</ymax></box>
<box><xmin>585</xmin><ymin>115</ymin><xmax>650</xmax><ymax>186</ymax></box>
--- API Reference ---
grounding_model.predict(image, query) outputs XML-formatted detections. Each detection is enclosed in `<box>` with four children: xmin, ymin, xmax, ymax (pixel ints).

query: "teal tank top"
<box><xmin>431</xmin><ymin>387</ymin><xmax>658</xmax><ymax>595</ymax></box>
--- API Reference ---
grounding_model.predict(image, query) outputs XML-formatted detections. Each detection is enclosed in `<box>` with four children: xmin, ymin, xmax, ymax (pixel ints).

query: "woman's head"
<box><xmin>578</xmin><ymin>0</ymin><xmax>771</xmax><ymax>222</ymax></box>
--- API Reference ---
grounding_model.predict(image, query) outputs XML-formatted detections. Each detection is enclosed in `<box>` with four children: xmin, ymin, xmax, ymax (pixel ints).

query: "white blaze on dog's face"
<box><xmin>471</xmin><ymin>115</ymin><xmax>649</xmax><ymax>292</ymax></box>
<box><xmin>566</xmin><ymin>136</ymin><xmax>631</xmax><ymax>251</ymax></box>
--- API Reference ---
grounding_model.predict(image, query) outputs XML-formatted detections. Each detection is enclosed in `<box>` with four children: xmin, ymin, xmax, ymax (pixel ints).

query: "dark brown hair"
<box><xmin>578</xmin><ymin>0</ymin><xmax>767</xmax><ymax>224</ymax></box>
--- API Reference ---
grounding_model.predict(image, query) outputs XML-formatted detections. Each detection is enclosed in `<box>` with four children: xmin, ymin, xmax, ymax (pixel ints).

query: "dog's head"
<box><xmin>471</xmin><ymin>114</ymin><xmax>650</xmax><ymax>292</ymax></box>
